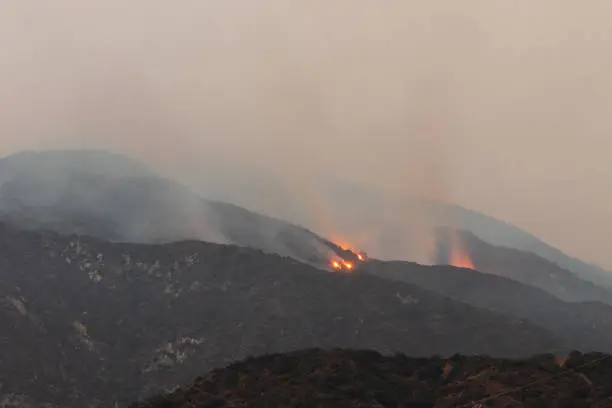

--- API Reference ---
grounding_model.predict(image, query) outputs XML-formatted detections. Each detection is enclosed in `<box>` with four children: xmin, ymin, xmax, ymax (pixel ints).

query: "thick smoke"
<box><xmin>1</xmin><ymin>1</ymin><xmax>612</xmax><ymax>267</ymax></box>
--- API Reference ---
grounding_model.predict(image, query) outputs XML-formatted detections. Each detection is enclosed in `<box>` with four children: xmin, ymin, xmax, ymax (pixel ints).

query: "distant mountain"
<box><xmin>131</xmin><ymin>348</ymin><xmax>612</xmax><ymax>408</ymax></box>
<box><xmin>447</xmin><ymin>204</ymin><xmax>612</xmax><ymax>288</ymax></box>
<box><xmin>321</xmin><ymin>179</ymin><xmax>612</xmax><ymax>286</ymax></box>
<box><xmin>361</xmin><ymin>259</ymin><xmax>612</xmax><ymax>353</ymax></box>
<box><xmin>436</xmin><ymin>229</ymin><xmax>612</xmax><ymax>305</ymax></box>
<box><xmin>0</xmin><ymin>224</ymin><xmax>560</xmax><ymax>407</ymax></box>
<box><xmin>1</xmin><ymin>149</ymin><xmax>608</xmax><ymax>299</ymax></box>
<box><xmin>0</xmin><ymin>151</ymin><xmax>336</xmax><ymax>269</ymax></box>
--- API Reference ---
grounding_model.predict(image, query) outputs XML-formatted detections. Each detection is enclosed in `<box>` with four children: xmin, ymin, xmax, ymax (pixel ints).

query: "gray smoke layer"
<box><xmin>1</xmin><ymin>1</ymin><xmax>612</xmax><ymax>267</ymax></box>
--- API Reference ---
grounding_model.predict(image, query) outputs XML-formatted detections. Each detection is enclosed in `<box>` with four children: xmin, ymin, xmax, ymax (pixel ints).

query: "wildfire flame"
<box><xmin>449</xmin><ymin>241</ymin><xmax>474</xmax><ymax>270</ymax></box>
<box><xmin>330</xmin><ymin>258</ymin><xmax>354</xmax><ymax>272</ymax></box>
<box><xmin>336</xmin><ymin>241</ymin><xmax>367</xmax><ymax>262</ymax></box>
<box><xmin>329</xmin><ymin>241</ymin><xmax>366</xmax><ymax>272</ymax></box>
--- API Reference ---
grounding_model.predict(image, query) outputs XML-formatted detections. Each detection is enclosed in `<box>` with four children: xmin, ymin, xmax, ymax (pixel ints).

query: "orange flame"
<box><xmin>449</xmin><ymin>245</ymin><xmax>474</xmax><ymax>269</ymax></box>
<box><xmin>334</xmin><ymin>240</ymin><xmax>367</xmax><ymax>263</ymax></box>
<box><xmin>445</xmin><ymin>230</ymin><xmax>475</xmax><ymax>270</ymax></box>
<box><xmin>329</xmin><ymin>259</ymin><xmax>356</xmax><ymax>272</ymax></box>
<box><xmin>329</xmin><ymin>239</ymin><xmax>367</xmax><ymax>272</ymax></box>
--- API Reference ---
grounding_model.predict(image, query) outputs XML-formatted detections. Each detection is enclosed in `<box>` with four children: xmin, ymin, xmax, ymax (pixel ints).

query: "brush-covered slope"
<box><xmin>0</xmin><ymin>224</ymin><xmax>560</xmax><ymax>407</ymax></box>
<box><xmin>131</xmin><ymin>348</ymin><xmax>612</xmax><ymax>408</ymax></box>
<box><xmin>361</xmin><ymin>259</ymin><xmax>612</xmax><ymax>353</ymax></box>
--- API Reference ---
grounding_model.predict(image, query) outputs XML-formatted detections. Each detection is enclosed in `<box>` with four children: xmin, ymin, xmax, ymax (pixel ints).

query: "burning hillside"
<box><xmin>326</xmin><ymin>230</ymin><xmax>474</xmax><ymax>273</ymax></box>
<box><xmin>435</xmin><ymin>228</ymin><xmax>475</xmax><ymax>270</ymax></box>
<box><xmin>449</xmin><ymin>243</ymin><xmax>474</xmax><ymax>269</ymax></box>
<box><xmin>331</xmin><ymin>259</ymin><xmax>355</xmax><ymax>272</ymax></box>
<box><xmin>329</xmin><ymin>243</ymin><xmax>367</xmax><ymax>272</ymax></box>
<box><xmin>328</xmin><ymin>231</ymin><xmax>476</xmax><ymax>273</ymax></box>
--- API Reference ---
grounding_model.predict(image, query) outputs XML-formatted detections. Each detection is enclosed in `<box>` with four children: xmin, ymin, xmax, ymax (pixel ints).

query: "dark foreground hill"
<box><xmin>131</xmin><ymin>348</ymin><xmax>612</xmax><ymax>408</ymax></box>
<box><xmin>0</xmin><ymin>224</ymin><xmax>560</xmax><ymax>407</ymax></box>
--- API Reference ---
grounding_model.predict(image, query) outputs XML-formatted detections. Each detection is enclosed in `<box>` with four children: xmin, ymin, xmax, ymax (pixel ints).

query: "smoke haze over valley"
<box><xmin>1</xmin><ymin>0</ymin><xmax>612</xmax><ymax>269</ymax></box>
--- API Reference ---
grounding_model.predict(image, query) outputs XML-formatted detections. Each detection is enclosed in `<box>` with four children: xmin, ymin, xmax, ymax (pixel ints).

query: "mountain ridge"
<box><xmin>436</xmin><ymin>228</ymin><xmax>612</xmax><ymax>304</ymax></box>
<box><xmin>2</xmin><ymin>149</ymin><xmax>609</xmax><ymax>291</ymax></box>
<box><xmin>448</xmin><ymin>204</ymin><xmax>612</xmax><ymax>287</ymax></box>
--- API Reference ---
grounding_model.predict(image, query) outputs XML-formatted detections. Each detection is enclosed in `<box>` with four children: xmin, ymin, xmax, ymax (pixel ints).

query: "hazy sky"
<box><xmin>1</xmin><ymin>1</ymin><xmax>611</xmax><ymax>268</ymax></box>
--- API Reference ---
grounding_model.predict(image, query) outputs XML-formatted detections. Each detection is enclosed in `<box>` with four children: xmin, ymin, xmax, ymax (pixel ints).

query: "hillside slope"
<box><xmin>0</xmin><ymin>224</ymin><xmax>560</xmax><ymax>407</ymax></box>
<box><xmin>0</xmin><ymin>156</ymin><xmax>336</xmax><ymax>268</ymax></box>
<box><xmin>320</xmin><ymin>180</ymin><xmax>612</xmax><ymax>286</ymax></box>
<box><xmin>361</xmin><ymin>259</ymin><xmax>612</xmax><ymax>353</ymax></box>
<box><xmin>2</xmin><ymin>150</ymin><xmax>609</xmax><ymax>301</ymax></box>
<box><xmin>436</xmin><ymin>229</ymin><xmax>612</xmax><ymax>304</ymax></box>
<box><xmin>450</xmin><ymin>204</ymin><xmax>612</xmax><ymax>288</ymax></box>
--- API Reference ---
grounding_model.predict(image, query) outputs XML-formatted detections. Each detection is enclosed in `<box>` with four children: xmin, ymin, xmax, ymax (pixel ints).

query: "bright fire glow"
<box><xmin>329</xmin><ymin>259</ymin><xmax>355</xmax><ymax>272</ymax></box>
<box><xmin>449</xmin><ymin>247</ymin><xmax>474</xmax><ymax>269</ymax></box>
<box><xmin>329</xmin><ymin>239</ymin><xmax>367</xmax><ymax>272</ymax></box>
<box><xmin>334</xmin><ymin>240</ymin><xmax>367</xmax><ymax>262</ymax></box>
<box><xmin>448</xmin><ymin>231</ymin><xmax>474</xmax><ymax>270</ymax></box>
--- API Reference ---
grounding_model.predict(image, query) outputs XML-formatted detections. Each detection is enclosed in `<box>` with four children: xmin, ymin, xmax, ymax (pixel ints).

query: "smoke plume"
<box><xmin>1</xmin><ymin>1</ymin><xmax>612</xmax><ymax>267</ymax></box>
